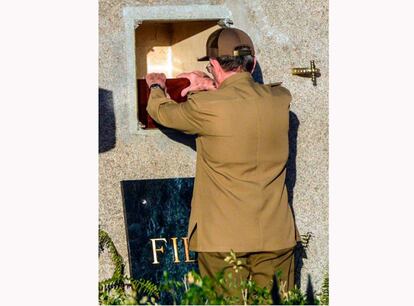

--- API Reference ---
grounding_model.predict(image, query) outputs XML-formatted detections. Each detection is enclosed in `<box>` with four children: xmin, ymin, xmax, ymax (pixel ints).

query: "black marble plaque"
<box><xmin>121</xmin><ymin>178</ymin><xmax>198</xmax><ymax>289</ymax></box>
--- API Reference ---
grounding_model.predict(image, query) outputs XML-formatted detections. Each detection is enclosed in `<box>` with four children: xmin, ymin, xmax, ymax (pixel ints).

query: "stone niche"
<box><xmin>135</xmin><ymin>20</ymin><xmax>220</xmax><ymax>129</ymax></box>
<box><xmin>122</xmin><ymin>5</ymin><xmax>232</xmax><ymax>133</ymax></box>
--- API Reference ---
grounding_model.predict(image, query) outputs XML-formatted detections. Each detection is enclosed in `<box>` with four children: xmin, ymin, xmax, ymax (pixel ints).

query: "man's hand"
<box><xmin>145</xmin><ymin>73</ymin><xmax>167</xmax><ymax>89</ymax></box>
<box><xmin>177</xmin><ymin>71</ymin><xmax>217</xmax><ymax>97</ymax></box>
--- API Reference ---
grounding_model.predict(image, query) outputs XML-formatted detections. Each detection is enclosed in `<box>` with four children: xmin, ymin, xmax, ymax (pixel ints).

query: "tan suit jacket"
<box><xmin>147</xmin><ymin>72</ymin><xmax>299</xmax><ymax>252</ymax></box>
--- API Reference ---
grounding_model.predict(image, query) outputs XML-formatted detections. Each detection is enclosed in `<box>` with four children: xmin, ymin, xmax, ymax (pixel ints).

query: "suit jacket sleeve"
<box><xmin>146</xmin><ymin>88</ymin><xmax>204</xmax><ymax>135</ymax></box>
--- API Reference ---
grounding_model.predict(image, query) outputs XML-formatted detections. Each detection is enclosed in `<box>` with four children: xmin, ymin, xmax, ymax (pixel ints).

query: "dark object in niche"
<box><xmin>137</xmin><ymin>78</ymin><xmax>191</xmax><ymax>129</ymax></box>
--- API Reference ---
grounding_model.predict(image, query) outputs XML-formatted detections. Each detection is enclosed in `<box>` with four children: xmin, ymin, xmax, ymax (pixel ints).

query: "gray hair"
<box><xmin>216</xmin><ymin>46</ymin><xmax>255</xmax><ymax>73</ymax></box>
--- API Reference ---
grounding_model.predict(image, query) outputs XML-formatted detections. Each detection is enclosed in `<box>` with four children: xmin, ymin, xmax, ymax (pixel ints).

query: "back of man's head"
<box><xmin>216</xmin><ymin>45</ymin><xmax>255</xmax><ymax>73</ymax></box>
<box><xmin>198</xmin><ymin>28</ymin><xmax>256</xmax><ymax>73</ymax></box>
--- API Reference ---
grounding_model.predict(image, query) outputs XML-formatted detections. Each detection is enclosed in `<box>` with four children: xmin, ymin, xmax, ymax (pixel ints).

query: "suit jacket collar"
<box><xmin>219</xmin><ymin>72</ymin><xmax>253</xmax><ymax>89</ymax></box>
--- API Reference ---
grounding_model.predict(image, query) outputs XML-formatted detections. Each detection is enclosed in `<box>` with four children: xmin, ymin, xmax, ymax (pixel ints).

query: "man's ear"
<box><xmin>210</xmin><ymin>58</ymin><xmax>221</xmax><ymax>71</ymax></box>
<box><xmin>251</xmin><ymin>57</ymin><xmax>257</xmax><ymax>74</ymax></box>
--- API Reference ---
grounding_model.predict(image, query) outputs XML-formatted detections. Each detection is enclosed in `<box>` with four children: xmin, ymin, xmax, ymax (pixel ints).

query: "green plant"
<box><xmin>316</xmin><ymin>272</ymin><xmax>329</xmax><ymax>305</ymax></box>
<box><xmin>224</xmin><ymin>250</ymin><xmax>273</xmax><ymax>305</ymax></box>
<box><xmin>99</xmin><ymin>228</ymin><xmax>124</xmax><ymax>279</ymax></box>
<box><xmin>171</xmin><ymin>251</ymin><xmax>328</xmax><ymax>305</ymax></box>
<box><xmin>98</xmin><ymin>229</ymin><xmax>159</xmax><ymax>305</ymax></box>
<box><xmin>98</xmin><ymin>229</ymin><xmax>329</xmax><ymax>305</ymax></box>
<box><xmin>154</xmin><ymin>250</ymin><xmax>273</xmax><ymax>305</ymax></box>
<box><xmin>280</xmin><ymin>285</ymin><xmax>308</xmax><ymax>305</ymax></box>
<box><xmin>179</xmin><ymin>270</ymin><xmax>238</xmax><ymax>305</ymax></box>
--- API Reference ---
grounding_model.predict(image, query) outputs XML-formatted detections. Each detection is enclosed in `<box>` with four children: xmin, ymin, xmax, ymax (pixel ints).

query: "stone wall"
<box><xmin>99</xmin><ymin>0</ymin><xmax>328</xmax><ymax>290</ymax></box>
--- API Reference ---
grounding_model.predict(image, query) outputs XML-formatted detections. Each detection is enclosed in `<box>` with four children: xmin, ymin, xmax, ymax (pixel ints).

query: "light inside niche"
<box><xmin>147</xmin><ymin>46</ymin><xmax>173</xmax><ymax>78</ymax></box>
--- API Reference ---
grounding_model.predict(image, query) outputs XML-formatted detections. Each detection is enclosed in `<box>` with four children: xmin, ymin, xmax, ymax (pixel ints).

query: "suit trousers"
<box><xmin>197</xmin><ymin>247</ymin><xmax>295</xmax><ymax>301</ymax></box>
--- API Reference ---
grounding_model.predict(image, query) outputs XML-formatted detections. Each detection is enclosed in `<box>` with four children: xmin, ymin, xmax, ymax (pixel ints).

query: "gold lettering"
<box><xmin>150</xmin><ymin>238</ymin><xmax>167</xmax><ymax>264</ymax></box>
<box><xmin>182</xmin><ymin>237</ymin><xmax>196</xmax><ymax>263</ymax></box>
<box><xmin>171</xmin><ymin>237</ymin><xmax>180</xmax><ymax>263</ymax></box>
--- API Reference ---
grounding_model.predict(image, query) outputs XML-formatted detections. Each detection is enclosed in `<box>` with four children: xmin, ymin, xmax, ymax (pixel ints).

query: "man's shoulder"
<box><xmin>264</xmin><ymin>82</ymin><xmax>292</xmax><ymax>98</ymax></box>
<box><xmin>187</xmin><ymin>88</ymin><xmax>237</xmax><ymax>103</ymax></box>
<box><xmin>187</xmin><ymin>81</ymin><xmax>292</xmax><ymax>104</ymax></box>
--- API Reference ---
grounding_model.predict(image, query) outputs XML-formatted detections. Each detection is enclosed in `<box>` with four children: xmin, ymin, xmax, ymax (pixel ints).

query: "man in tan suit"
<box><xmin>146</xmin><ymin>28</ymin><xmax>300</xmax><ymax>298</ymax></box>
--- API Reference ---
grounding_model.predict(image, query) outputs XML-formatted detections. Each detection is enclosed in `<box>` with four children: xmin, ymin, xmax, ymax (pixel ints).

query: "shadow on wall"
<box><xmin>159</xmin><ymin>130</ymin><xmax>197</xmax><ymax>151</ymax></box>
<box><xmin>286</xmin><ymin>112</ymin><xmax>299</xmax><ymax>207</ymax></box>
<box><xmin>285</xmin><ymin>111</ymin><xmax>306</xmax><ymax>289</ymax></box>
<box><xmin>99</xmin><ymin>88</ymin><xmax>116</xmax><ymax>153</ymax></box>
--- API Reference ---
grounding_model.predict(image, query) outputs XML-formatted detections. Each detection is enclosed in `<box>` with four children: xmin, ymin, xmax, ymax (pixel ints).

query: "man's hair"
<box><xmin>216</xmin><ymin>46</ymin><xmax>255</xmax><ymax>73</ymax></box>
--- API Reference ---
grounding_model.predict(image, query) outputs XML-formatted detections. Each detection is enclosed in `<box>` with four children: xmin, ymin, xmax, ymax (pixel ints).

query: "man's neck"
<box><xmin>216</xmin><ymin>70</ymin><xmax>242</xmax><ymax>87</ymax></box>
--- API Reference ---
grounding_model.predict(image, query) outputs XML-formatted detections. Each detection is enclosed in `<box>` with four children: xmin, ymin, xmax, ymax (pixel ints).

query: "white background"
<box><xmin>0</xmin><ymin>1</ymin><xmax>413</xmax><ymax>305</ymax></box>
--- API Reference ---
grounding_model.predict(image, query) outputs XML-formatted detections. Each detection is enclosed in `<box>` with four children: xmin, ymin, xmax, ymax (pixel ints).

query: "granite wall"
<box><xmin>99</xmin><ymin>0</ymin><xmax>328</xmax><ymax>291</ymax></box>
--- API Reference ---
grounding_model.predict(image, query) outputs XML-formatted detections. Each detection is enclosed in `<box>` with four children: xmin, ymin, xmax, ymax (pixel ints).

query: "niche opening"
<box><xmin>135</xmin><ymin>20</ymin><xmax>220</xmax><ymax>129</ymax></box>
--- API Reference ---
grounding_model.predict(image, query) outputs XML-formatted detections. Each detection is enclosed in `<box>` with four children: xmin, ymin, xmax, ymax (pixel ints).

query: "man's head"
<box><xmin>199</xmin><ymin>28</ymin><xmax>257</xmax><ymax>86</ymax></box>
